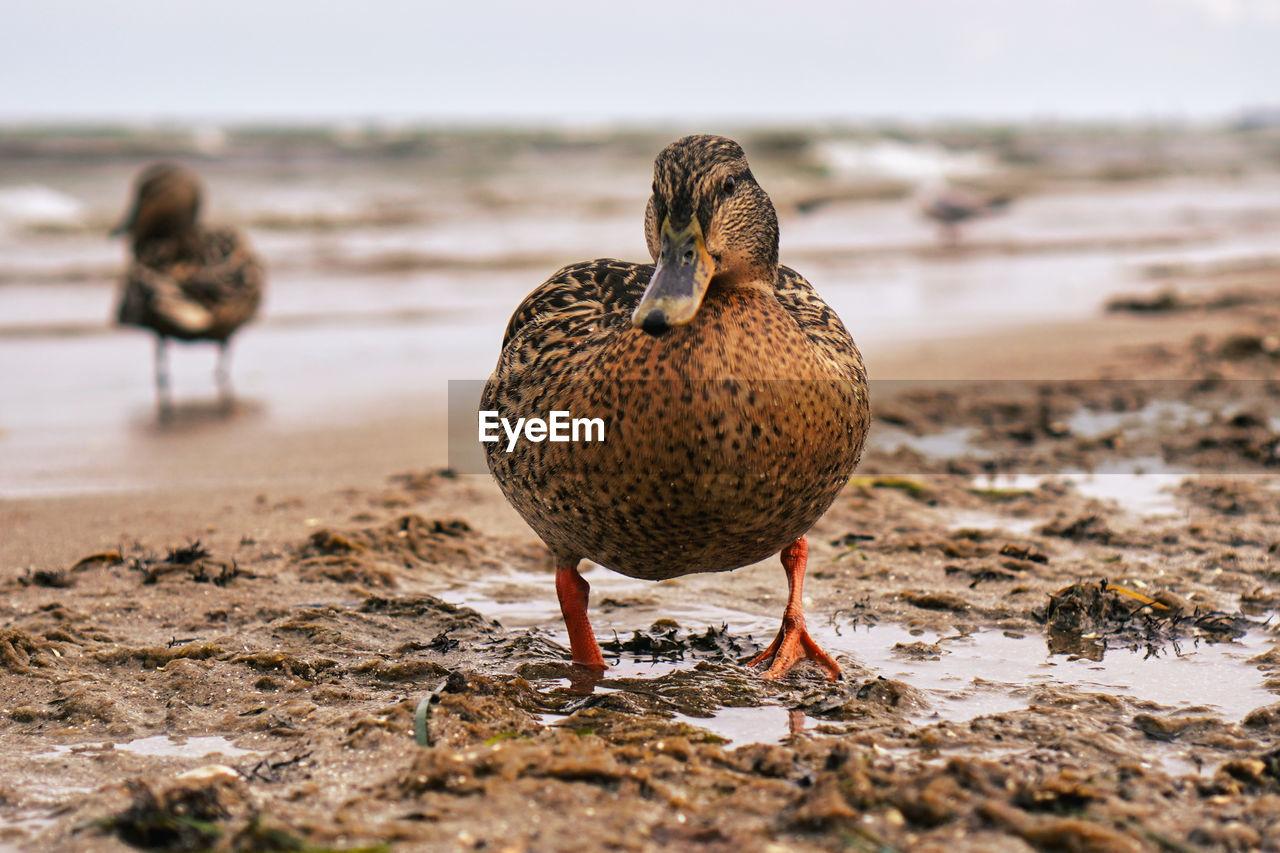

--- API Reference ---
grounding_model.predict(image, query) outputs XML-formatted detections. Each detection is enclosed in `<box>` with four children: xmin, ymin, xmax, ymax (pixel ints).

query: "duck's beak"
<box><xmin>632</xmin><ymin>216</ymin><xmax>714</xmax><ymax>336</ymax></box>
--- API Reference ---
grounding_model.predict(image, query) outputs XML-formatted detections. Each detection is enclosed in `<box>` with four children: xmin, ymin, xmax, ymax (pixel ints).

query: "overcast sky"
<box><xmin>2</xmin><ymin>0</ymin><xmax>1276</xmax><ymax>124</ymax></box>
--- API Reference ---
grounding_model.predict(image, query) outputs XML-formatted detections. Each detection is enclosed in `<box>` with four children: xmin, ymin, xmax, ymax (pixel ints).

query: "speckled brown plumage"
<box><xmin>116</xmin><ymin>163</ymin><xmax>263</xmax><ymax>343</ymax></box>
<box><xmin>482</xmin><ymin>135</ymin><xmax>870</xmax><ymax>677</ymax></box>
<box><xmin>114</xmin><ymin>163</ymin><xmax>264</xmax><ymax>414</ymax></box>
<box><xmin>484</xmin><ymin>260</ymin><xmax>866</xmax><ymax>578</ymax></box>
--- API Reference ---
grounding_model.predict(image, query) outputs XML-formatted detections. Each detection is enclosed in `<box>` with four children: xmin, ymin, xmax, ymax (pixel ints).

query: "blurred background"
<box><xmin>1</xmin><ymin>0</ymin><xmax>1278</xmax><ymax>498</ymax></box>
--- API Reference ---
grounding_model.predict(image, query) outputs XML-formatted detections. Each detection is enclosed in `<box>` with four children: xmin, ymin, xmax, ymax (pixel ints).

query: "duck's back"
<box><xmin>118</xmin><ymin>226</ymin><xmax>263</xmax><ymax>341</ymax></box>
<box><xmin>483</xmin><ymin>260</ymin><xmax>869</xmax><ymax>580</ymax></box>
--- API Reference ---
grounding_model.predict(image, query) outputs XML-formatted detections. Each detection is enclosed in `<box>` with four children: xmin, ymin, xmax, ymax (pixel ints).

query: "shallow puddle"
<box><xmin>118</xmin><ymin>735</ymin><xmax>258</xmax><ymax>759</ymax></box>
<box><xmin>457</xmin><ymin>568</ymin><xmax>1277</xmax><ymax>747</ymax></box>
<box><xmin>869</xmin><ymin>425</ymin><xmax>991</xmax><ymax>459</ymax></box>
<box><xmin>671</xmin><ymin>705</ymin><xmax>799</xmax><ymax>745</ymax></box>
<box><xmin>1066</xmin><ymin>400</ymin><xmax>1210</xmax><ymax>440</ymax></box>
<box><xmin>1064</xmin><ymin>471</ymin><xmax>1184</xmax><ymax>516</ymax></box>
<box><xmin>847</xmin><ymin>624</ymin><xmax>1276</xmax><ymax>724</ymax></box>
<box><xmin>946</xmin><ymin>509</ymin><xmax>1043</xmax><ymax>537</ymax></box>
<box><xmin>974</xmin><ymin>469</ymin><xmax>1184</xmax><ymax>516</ymax></box>
<box><xmin>34</xmin><ymin>735</ymin><xmax>257</xmax><ymax>761</ymax></box>
<box><xmin>659</xmin><ymin>623</ymin><xmax>1275</xmax><ymax>747</ymax></box>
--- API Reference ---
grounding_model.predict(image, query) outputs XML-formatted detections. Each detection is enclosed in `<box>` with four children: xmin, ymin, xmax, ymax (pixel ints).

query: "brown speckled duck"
<box><xmin>114</xmin><ymin>162</ymin><xmax>264</xmax><ymax>418</ymax></box>
<box><xmin>481</xmin><ymin>135</ymin><xmax>870</xmax><ymax>679</ymax></box>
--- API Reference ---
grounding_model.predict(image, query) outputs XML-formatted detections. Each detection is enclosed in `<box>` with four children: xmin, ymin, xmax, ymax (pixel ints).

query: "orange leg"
<box><xmin>555</xmin><ymin>561</ymin><xmax>607</xmax><ymax>670</ymax></box>
<box><xmin>746</xmin><ymin>538</ymin><xmax>841</xmax><ymax>680</ymax></box>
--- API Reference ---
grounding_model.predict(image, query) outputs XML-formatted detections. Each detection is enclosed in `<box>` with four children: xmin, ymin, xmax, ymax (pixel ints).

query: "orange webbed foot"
<box><xmin>745</xmin><ymin>538</ymin><xmax>841</xmax><ymax>680</ymax></box>
<box><xmin>747</xmin><ymin>616</ymin><xmax>841</xmax><ymax>680</ymax></box>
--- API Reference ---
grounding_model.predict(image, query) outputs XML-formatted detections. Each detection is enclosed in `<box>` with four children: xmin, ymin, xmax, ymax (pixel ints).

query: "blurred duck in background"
<box><xmin>113</xmin><ymin>162</ymin><xmax>264</xmax><ymax>420</ymax></box>
<box><xmin>918</xmin><ymin>183</ymin><xmax>1011</xmax><ymax>247</ymax></box>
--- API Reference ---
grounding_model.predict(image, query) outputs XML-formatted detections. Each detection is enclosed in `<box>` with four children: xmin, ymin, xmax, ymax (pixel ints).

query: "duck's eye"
<box><xmin>722</xmin><ymin>176</ymin><xmax>737</xmax><ymax>197</ymax></box>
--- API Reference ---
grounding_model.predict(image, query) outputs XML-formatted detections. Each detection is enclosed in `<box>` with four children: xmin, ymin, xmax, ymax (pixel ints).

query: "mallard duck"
<box><xmin>113</xmin><ymin>162</ymin><xmax>264</xmax><ymax>418</ymax></box>
<box><xmin>919</xmin><ymin>184</ymin><xmax>1011</xmax><ymax>246</ymax></box>
<box><xmin>482</xmin><ymin>135</ymin><xmax>869</xmax><ymax>680</ymax></box>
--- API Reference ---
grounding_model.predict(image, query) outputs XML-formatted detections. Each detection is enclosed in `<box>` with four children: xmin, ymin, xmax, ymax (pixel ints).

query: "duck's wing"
<box><xmin>118</xmin><ymin>261</ymin><xmax>213</xmax><ymax>334</ymax></box>
<box><xmin>500</xmin><ymin>259</ymin><xmax>652</xmax><ymax>351</ymax></box>
<box><xmin>774</xmin><ymin>265</ymin><xmax>866</xmax><ymax>385</ymax></box>
<box><xmin>118</xmin><ymin>227</ymin><xmax>263</xmax><ymax>337</ymax></box>
<box><xmin>177</xmin><ymin>227</ymin><xmax>264</xmax><ymax>307</ymax></box>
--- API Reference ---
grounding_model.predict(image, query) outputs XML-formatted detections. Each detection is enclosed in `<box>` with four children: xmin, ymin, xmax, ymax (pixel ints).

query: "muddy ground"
<box><xmin>3</xmin><ymin>266</ymin><xmax>1280</xmax><ymax>852</ymax></box>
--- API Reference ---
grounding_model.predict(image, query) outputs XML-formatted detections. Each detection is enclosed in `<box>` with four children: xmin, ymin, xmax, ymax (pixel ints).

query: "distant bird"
<box><xmin>482</xmin><ymin>135</ymin><xmax>870</xmax><ymax>680</ymax></box>
<box><xmin>113</xmin><ymin>163</ymin><xmax>263</xmax><ymax>419</ymax></box>
<box><xmin>919</xmin><ymin>185</ymin><xmax>1011</xmax><ymax>246</ymax></box>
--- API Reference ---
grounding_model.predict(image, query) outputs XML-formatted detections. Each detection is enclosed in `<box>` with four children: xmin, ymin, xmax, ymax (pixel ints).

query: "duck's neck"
<box><xmin>706</xmin><ymin>267</ymin><xmax>777</xmax><ymax>300</ymax></box>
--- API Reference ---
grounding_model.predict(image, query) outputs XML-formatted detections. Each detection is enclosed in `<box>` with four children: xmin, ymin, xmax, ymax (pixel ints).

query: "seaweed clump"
<box><xmin>1041</xmin><ymin>579</ymin><xmax>1251</xmax><ymax>660</ymax></box>
<box><xmin>600</xmin><ymin>620</ymin><xmax>758</xmax><ymax>665</ymax></box>
<box><xmin>88</xmin><ymin>766</ymin><xmax>248</xmax><ymax>851</ymax></box>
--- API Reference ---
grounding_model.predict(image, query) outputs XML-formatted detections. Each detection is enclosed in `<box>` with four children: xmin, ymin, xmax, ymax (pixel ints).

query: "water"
<box><xmin>117</xmin><ymin>734</ymin><xmax>258</xmax><ymax>758</ymax></box>
<box><xmin>671</xmin><ymin>705</ymin><xmax>799</xmax><ymax>745</ymax></box>
<box><xmin>974</xmin><ymin>470</ymin><xmax>1183</xmax><ymax>517</ymax></box>
<box><xmin>946</xmin><ymin>509</ymin><xmax>1043</xmax><ymax>537</ymax></box>
<box><xmin>869</xmin><ymin>426</ymin><xmax>990</xmax><ymax>460</ymax></box>
<box><xmin>3</xmin><ymin>130</ymin><xmax>1280</xmax><ymax>497</ymax></box>
<box><xmin>853</xmin><ymin>624</ymin><xmax>1275</xmax><ymax>724</ymax></box>
<box><xmin>1066</xmin><ymin>400</ymin><xmax>1210</xmax><ymax>439</ymax></box>
<box><xmin>871</xmin><ymin>418</ymin><xmax>1189</xmax><ymax>523</ymax></box>
<box><xmin>3</xmin><ymin>736</ymin><xmax>257</xmax><ymax>847</ymax></box>
<box><xmin>872</xmin><ymin>396</ymin><xmax>1228</xmax><ymax>519</ymax></box>
<box><xmin>456</xmin><ymin>566</ymin><xmax>1277</xmax><ymax>746</ymax></box>
<box><xmin>33</xmin><ymin>734</ymin><xmax>257</xmax><ymax>760</ymax></box>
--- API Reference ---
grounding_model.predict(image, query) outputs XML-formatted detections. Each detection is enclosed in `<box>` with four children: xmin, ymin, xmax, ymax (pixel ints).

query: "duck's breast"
<box><xmin>485</xmin><ymin>284</ymin><xmax>868</xmax><ymax>580</ymax></box>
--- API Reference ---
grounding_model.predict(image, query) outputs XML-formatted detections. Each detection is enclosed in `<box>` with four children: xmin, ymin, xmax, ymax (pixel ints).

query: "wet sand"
<box><xmin>4</xmin><ymin>266</ymin><xmax>1280</xmax><ymax>851</ymax></box>
<box><xmin>3</xmin><ymin>126</ymin><xmax>1280</xmax><ymax>851</ymax></box>
<box><xmin>1</xmin><ymin>304</ymin><xmax>1254</xmax><ymax>569</ymax></box>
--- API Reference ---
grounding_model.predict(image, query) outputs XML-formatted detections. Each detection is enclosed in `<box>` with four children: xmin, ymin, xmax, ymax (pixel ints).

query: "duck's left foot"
<box><xmin>747</xmin><ymin>614</ymin><xmax>841</xmax><ymax>680</ymax></box>
<box><xmin>745</xmin><ymin>538</ymin><xmax>841</xmax><ymax>680</ymax></box>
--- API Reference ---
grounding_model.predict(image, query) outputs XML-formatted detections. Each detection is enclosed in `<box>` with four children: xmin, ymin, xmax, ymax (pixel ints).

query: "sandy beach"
<box><xmin>0</xmin><ymin>304</ymin><xmax>1258</xmax><ymax>570</ymax></box>
<box><xmin>3</xmin><ymin>125</ymin><xmax>1280</xmax><ymax>851</ymax></box>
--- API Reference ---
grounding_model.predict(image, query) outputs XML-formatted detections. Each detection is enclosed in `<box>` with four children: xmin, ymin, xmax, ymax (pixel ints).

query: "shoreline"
<box><xmin>0</xmin><ymin>301</ymin><xmax>1257</xmax><ymax>569</ymax></box>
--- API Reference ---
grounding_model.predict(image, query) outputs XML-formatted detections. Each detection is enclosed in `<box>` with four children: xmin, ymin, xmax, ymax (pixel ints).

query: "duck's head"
<box><xmin>111</xmin><ymin>162</ymin><xmax>203</xmax><ymax>249</ymax></box>
<box><xmin>633</xmin><ymin>135</ymin><xmax>779</xmax><ymax>336</ymax></box>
